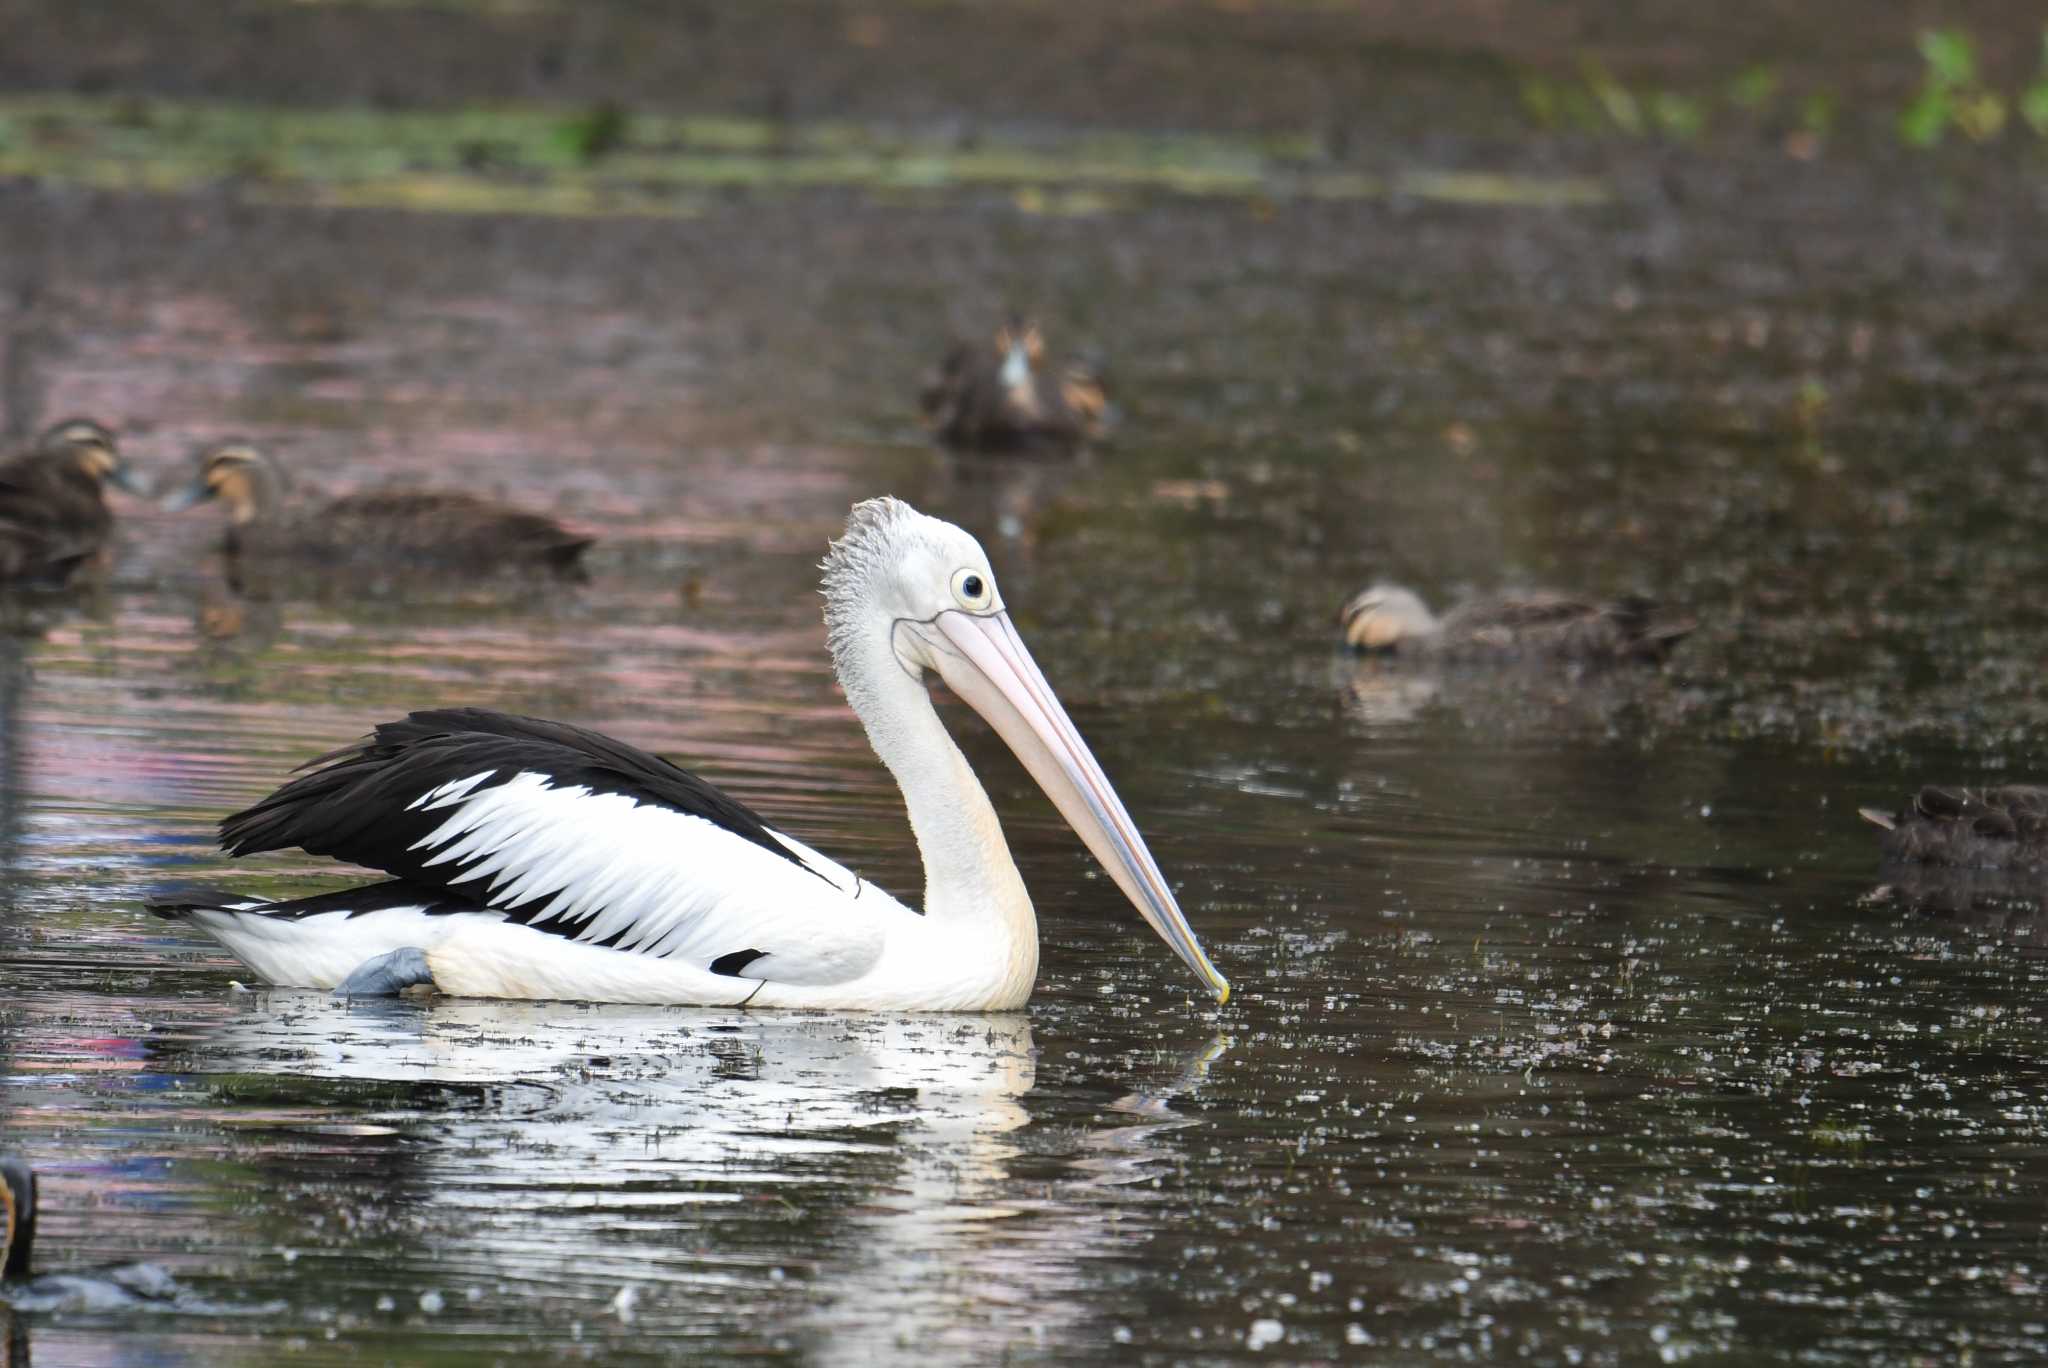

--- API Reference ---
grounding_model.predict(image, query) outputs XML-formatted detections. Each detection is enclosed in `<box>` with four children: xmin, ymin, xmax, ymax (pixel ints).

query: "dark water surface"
<box><xmin>5</xmin><ymin>24</ymin><xmax>2048</xmax><ymax>1366</ymax></box>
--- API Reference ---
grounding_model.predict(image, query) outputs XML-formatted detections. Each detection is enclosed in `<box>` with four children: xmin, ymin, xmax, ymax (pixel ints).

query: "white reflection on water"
<box><xmin>157</xmin><ymin>995</ymin><xmax>1226</xmax><ymax>1363</ymax></box>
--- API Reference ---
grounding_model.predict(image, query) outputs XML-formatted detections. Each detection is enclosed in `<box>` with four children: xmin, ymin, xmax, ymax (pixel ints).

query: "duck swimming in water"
<box><xmin>0</xmin><ymin>419</ymin><xmax>146</xmax><ymax>585</ymax></box>
<box><xmin>1340</xmin><ymin>584</ymin><xmax>1695</xmax><ymax>664</ymax></box>
<box><xmin>162</xmin><ymin>441</ymin><xmax>593</xmax><ymax>580</ymax></box>
<box><xmin>1</xmin><ymin>1157</ymin><xmax>190</xmax><ymax>1313</ymax></box>
<box><xmin>1859</xmin><ymin>786</ymin><xmax>2048</xmax><ymax>871</ymax></box>
<box><xmin>149</xmin><ymin>497</ymin><xmax>1229</xmax><ymax>1010</ymax></box>
<box><xmin>921</xmin><ymin>319</ymin><xmax>1110</xmax><ymax>452</ymax></box>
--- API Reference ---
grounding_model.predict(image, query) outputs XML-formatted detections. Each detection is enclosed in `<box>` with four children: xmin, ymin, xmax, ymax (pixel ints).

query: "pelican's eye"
<box><xmin>951</xmin><ymin>569</ymin><xmax>992</xmax><ymax>610</ymax></box>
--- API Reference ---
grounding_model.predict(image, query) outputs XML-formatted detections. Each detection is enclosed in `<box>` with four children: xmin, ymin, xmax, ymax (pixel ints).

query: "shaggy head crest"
<box><xmin>824</xmin><ymin>498</ymin><xmax>923</xmax><ymax>669</ymax></box>
<box><xmin>821</xmin><ymin>497</ymin><xmax>997</xmax><ymax>677</ymax></box>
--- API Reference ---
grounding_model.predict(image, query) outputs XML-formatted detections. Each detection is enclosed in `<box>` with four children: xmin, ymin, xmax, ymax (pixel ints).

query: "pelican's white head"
<box><xmin>823</xmin><ymin>497</ymin><xmax>1005</xmax><ymax>679</ymax></box>
<box><xmin>822</xmin><ymin>497</ymin><xmax>1230</xmax><ymax>1003</ymax></box>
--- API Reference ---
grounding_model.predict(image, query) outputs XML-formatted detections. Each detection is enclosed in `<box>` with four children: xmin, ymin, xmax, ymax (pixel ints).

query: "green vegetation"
<box><xmin>4</xmin><ymin>26</ymin><xmax>2042</xmax><ymax>222</ymax></box>
<box><xmin>1520</xmin><ymin>62</ymin><xmax>1723</xmax><ymax>144</ymax></box>
<box><xmin>1879</xmin><ymin>23</ymin><xmax>2048</xmax><ymax>148</ymax></box>
<box><xmin>1900</xmin><ymin>24</ymin><xmax>2048</xmax><ymax>146</ymax></box>
<box><xmin>2027</xmin><ymin>32</ymin><xmax>2048</xmax><ymax>136</ymax></box>
<box><xmin>1525</xmin><ymin>26</ymin><xmax>2048</xmax><ymax>151</ymax></box>
<box><xmin>0</xmin><ymin>94</ymin><xmax>1607</xmax><ymax>217</ymax></box>
<box><xmin>1726</xmin><ymin>65</ymin><xmax>1780</xmax><ymax>111</ymax></box>
<box><xmin>556</xmin><ymin>100</ymin><xmax>631</xmax><ymax>164</ymax></box>
<box><xmin>1900</xmin><ymin>29</ymin><xmax>2007</xmax><ymax>146</ymax></box>
<box><xmin>1799</xmin><ymin>91</ymin><xmax>1839</xmax><ymax>140</ymax></box>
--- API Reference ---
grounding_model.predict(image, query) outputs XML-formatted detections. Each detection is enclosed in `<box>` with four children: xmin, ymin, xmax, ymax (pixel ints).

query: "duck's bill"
<box><xmin>998</xmin><ymin>341</ymin><xmax>1033</xmax><ymax>392</ymax></box>
<box><xmin>927</xmin><ymin>609</ymin><xmax>1231</xmax><ymax>1004</ymax></box>
<box><xmin>158</xmin><ymin>477</ymin><xmax>210</xmax><ymax>512</ymax></box>
<box><xmin>108</xmin><ymin>463</ymin><xmax>151</xmax><ymax>497</ymax></box>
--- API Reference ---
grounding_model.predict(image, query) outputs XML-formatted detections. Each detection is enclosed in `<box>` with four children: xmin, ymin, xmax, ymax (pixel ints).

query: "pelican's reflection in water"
<box><xmin>810</xmin><ymin>1027</ymin><xmax>1232</xmax><ymax>1362</ymax></box>
<box><xmin>155</xmin><ymin>997</ymin><xmax>1227</xmax><ymax>1361</ymax></box>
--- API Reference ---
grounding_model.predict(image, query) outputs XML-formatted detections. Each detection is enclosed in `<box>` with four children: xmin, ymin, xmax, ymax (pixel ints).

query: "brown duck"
<box><xmin>1859</xmin><ymin>786</ymin><xmax>2048</xmax><ymax>871</ymax></box>
<box><xmin>0</xmin><ymin>418</ymin><xmax>146</xmax><ymax>585</ymax></box>
<box><xmin>163</xmin><ymin>442</ymin><xmax>593</xmax><ymax>579</ymax></box>
<box><xmin>1340</xmin><ymin>585</ymin><xmax>1695</xmax><ymax>664</ymax></box>
<box><xmin>920</xmin><ymin>319</ymin><xmax>1110</xmax><ymax>452</ymax></box>
<box><xmin>3</xmin><ymin>1155</ymin><xmax>215</xmax><ymax>1312</ymax></box>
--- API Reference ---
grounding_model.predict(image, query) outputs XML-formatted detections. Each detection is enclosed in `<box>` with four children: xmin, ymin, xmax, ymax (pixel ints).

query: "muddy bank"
<box><xmin>5</xmin><ymin>0</ymin><xmax>2048</xmax><ymax>150</ymax></box>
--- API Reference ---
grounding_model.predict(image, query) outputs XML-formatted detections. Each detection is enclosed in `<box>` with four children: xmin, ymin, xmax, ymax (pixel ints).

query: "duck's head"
<box><xmin>34</xmin><ymin>418</ymin><xmax>145</xmax><ymax>496</ymax></box>
<box><xmin>1340</xmin><ymin>584</ymin><xmax>1440</xmax><ymax>650</ymax></box>
<box><xmin>162</xmin><ymin>442</ymin><xmax>283</xmax><ymax>526</ymax></box>
<box><xmin>1</xmin><ymin>1156</ymin><xmax>35</xmax><ymax>1280</ymax></box>
<box><xmin>993</xmin><ymin>318</ymin><xmax>1045</xmax><ymax>396</ymax></box>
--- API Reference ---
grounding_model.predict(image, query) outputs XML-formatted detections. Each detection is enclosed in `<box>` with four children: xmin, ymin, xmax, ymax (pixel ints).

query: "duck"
<box><xmin>148</xmin><ymin>497</ymin><xmax>1230</xmax><ymax>1010</ymax></box>
<box><xmin>161</xmin><ymin>441</ymin><xmax>594</xmax><ymax>579</ymax></box>
<box><xmin>1859</xmin><ymin>786</ymin><xmax>2048</xmax><ymax>871</ymax></box>
<box><xmin>1340</xmin><ymin>584</ymin><xmax>1695</xmax><ymax>664</ymax></box>
<box><xmin>920</xmin><ymin>319</ymin><xmax>1110</xmax><ymax>452</ymax></box>
<box><xmin>1</xmin><ymin>1156</ymin><xmax>189</xmax><ymax>1313</ymax></box>
<box><xmin>0</xmin><ymin>418</ymin><xmax>146</xmax><ymax>585</ymax></box>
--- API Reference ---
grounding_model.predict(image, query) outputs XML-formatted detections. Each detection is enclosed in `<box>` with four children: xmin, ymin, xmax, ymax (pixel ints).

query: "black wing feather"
<box><xmin>219</xmin><ymin>709</ymin><xmax>814</xmax><ymax>903</ymax></box>
<box><xmin>147</xmin><ymin>879</ymin><xmax>471</xmax><ymax>922</ymax></box>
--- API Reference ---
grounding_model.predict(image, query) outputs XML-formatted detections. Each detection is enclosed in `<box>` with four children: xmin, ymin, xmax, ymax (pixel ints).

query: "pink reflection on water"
<box><xmin>6</xmin><ymin>270</ymin><xmax>942</xmax><ymax>944</ymax></box>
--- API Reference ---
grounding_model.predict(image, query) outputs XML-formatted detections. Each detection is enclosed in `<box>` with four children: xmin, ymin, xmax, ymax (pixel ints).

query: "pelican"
<box><xmin>151</xmin><ymin>497</ymin><xmax>1230</xmax><ymax>1010</ymax></box>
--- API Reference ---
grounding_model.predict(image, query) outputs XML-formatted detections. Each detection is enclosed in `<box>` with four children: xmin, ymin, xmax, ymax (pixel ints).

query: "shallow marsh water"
<box><xmin>4</xmin><ymin>9</ymin><xmax>2048</xmax><ymax>1365</ymax></box>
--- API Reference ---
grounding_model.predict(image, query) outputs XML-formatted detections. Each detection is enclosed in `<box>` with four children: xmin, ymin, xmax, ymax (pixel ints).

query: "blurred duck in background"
<box><xmin>1</xmin><ymin>1156</ymin><xmax>187</xmax><ymax>1313</ymax></box>
<box><xmin>1860</xmin><ymin>786</ymin><xmax>2048</xmax><ymax>871</ymax></box>
<box><xmin>1341</xmin><ymin>584</ymin><xmax>1695</xmax><ymax>665</ymax></box>
<box><xmin>163</xmin><ymin>441</ymin><xmax>594</xmax><ymax>581</ymax></box>
<box><xmin>0</xmin><ymin>419</ymin><xmax>146</xmax><ymax>585</ymax></box>
<box><xmin>921</xmin><ymin>317</ymin><xmax>1111</xmax><ymax>452</ymax></box>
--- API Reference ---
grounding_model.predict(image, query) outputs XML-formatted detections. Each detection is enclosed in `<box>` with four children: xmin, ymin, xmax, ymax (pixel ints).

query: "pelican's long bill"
<box><xmin>927</xmin><ymin>609</ymin><xmax>1231</xmax><ymax>1003</ymax></box>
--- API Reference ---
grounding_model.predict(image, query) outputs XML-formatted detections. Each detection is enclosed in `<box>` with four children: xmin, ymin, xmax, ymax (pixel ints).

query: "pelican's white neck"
<box><xmin>831</xmin><ymin>625</ymin><xmax>1041</xmax><ymax>1007</ymax></box>
<box><xmin>820</xmin><ymin>501</ymin><xmax>1038</xmax><ymax>996</ymax></box>
<box><xmin>835</xmin><ymin>623</ymin><xmax>1035</xmax><ymax>937</ymax></box>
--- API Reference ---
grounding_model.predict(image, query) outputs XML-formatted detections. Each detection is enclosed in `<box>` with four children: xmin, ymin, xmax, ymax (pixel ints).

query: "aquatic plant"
<box><xmin>1726</xmin><ymin>65</ymin><xmax>1780</xmax><ymax>111</ymax></box>
<box><xmin>1578</xmin><ymin>58</ymin><xmax>1644</xmax><ymax>136</ymax></box>
<box><xmin>1520</xmin><ymin>65</ymin><xmax>1707</xmax><ymax>142</ymax></box>
<box><xmin>557</xmin><ymin>100</ymin><xmax>630</xmax><ymax>163</ymax></box>
<box><xmin>1800</xmin><ymin>91</ymin><xmax>1839</xmax><ymax>139</ymax></box>
<box><xmin>1521</xmin><ymin>30</ymin><xmax>2048</xmax><ymax>153</ymax></box>
<box><xmin>0</xmin><ymin>94</ymin><xmax>1607</xmax><ymax>216</ymax></box>
<box><xmin>1900</xmin><ymin>28</ymin><xmax>2006</xmax><ymax>146</ymax></box>
<box><xmin>2024</xmin><ymin>32</ymin><xmax>2048</xmax><ymax>138</ymax></box>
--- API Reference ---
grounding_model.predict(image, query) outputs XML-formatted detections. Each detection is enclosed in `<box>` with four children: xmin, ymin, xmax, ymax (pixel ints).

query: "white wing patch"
<box><xmin>769</xmin><ymin>829</ymin><xmax>865</xmax><ymax>892</ymax></box>
<box><xmin>407</xmin><ymin>770</ymin><xmax>497</xmax><ymax>810</ymax></box>
<box><xmin>398</xmin><ymin>770</ymin><xmax>882</xmax><ymax>983</ymax></box>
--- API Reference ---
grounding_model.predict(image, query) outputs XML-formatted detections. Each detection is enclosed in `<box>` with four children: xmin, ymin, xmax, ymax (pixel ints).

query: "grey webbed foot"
<box><xmin>332</xmin><ymin>947</ymin><xmax>435</xmax><ymax>997</ymax></box>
